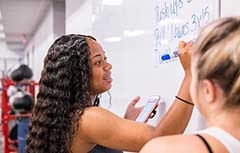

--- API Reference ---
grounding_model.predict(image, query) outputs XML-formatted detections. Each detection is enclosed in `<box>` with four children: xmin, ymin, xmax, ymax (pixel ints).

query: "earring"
<box><xmin>107</xmin><ymin>91</ymin><xmax>112</xmax><ymax>109</ymax></box>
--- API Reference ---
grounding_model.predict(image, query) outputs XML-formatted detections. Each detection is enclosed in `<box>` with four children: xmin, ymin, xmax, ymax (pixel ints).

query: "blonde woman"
<box><xmin>140</xmin><ymin>17</ymin><xmax>240</xmax><ymax>153</ymax></box>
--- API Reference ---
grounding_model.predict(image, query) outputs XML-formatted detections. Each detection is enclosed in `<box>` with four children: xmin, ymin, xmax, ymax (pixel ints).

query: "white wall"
<box><xmin>0</xmin><ymin>42</ymin><xmax>22</xmax><ymax>58</ymax></box>
<box><xmin>53</xmin><ymin>0</ymin><xmax>66</xmax><ymax>38</ymax></box>
<box><xmin>0</xmin><ymin>42</ymin><xmax>22</xmax><ymax>77</ymax></box>
<box><xmin>221</xmin><ymin>0</ymin><xmax>240</xmax><ymax>17</ymax></box>
<box><xmin>66</xmin><ymin>0</ymin><xmax>92</xmax><ymax>34</ymax></box>
<box><xmin>24</xmin><ymin>0</ymin><xmax>65</xmax><ymax>82</ymax></box>
<box><xmin>24</xmin><ymin>5</ymin><xmax>54</xmax><ymax>81</ymax></box>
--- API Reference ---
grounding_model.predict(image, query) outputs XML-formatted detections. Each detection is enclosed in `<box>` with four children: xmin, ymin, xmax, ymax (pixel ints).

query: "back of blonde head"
<box><xmin>193</xmin><ymin>16</ymin><xmax>240</xmax><ymax>108</ymax></box>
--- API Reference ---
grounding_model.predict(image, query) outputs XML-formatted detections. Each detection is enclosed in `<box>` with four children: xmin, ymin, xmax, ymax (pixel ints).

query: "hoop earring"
<box><xmin>107</xmin><ymin>91</ymin><xmax>112</xmax><ymax>109</ymax></box>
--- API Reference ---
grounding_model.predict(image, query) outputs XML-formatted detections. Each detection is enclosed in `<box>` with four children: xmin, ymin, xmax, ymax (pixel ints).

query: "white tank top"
<box><xmin>199</xmin><ymin>127</ymin><xmax>240</xmax><ymax>153</ymax></box>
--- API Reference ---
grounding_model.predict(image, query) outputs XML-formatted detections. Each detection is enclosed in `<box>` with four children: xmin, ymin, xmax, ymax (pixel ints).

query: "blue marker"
<box><xmin>160</xmin><ymin>51</ymin><xmax>178</xmax><ymax>61</ymax></box>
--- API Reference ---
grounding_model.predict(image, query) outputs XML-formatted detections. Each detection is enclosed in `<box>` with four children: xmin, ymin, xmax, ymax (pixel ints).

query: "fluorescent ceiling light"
<box><xmin>0</xmin><ymin>24</ymin><xmax>4</xmax><ymax>31</ymax></box>
<box><xmin>0</xmin><ymin>32</ymin><xmax>6</xmax><ymax>39</ymax></box>
<box><xmin>104</xmin><ymin>37</ymin><xmax>121</xmax><ymax>43</ymax></box>
<box><xmin>0</xmin><ymin>11</ymin><xmax>2</xmax><ymax>20</ymax></box>
<box><xmin>123</xmin><ymin>30</ymin><xmax>145</xmax><ymax>37</ymax></box>
<box><xmin>102</xmin><ymin>0</ymin><xmax>122</xmax><ymax>6</ymax></box>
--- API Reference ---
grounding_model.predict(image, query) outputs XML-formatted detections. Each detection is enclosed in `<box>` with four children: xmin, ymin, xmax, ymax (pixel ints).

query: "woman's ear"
<box><xmin>202</xmin><ymin>80</ymin><xmax>216</xmax><ymax>104</ymax></box>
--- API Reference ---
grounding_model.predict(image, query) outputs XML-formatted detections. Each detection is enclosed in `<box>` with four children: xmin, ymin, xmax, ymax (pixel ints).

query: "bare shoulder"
<box><xmin>140</xmin><ymin>135</ymin><xmax>204</xmax><ymax>153</ymax></box>
<box><xmin>81</xmin><ymin>106</ymin><xmax>121</xmax><ymax>121</ymax></box>
<box><xmin>72</xmin><ymin>107</ymin><xmax>117</xmax><ymax>152</ymax></box>
<box><xmin>77</xmin><ymin>106</ymin><xmax>124</xmax><ymax>141</ymax></box>
<box><xmin>75</xmin><ymin>107</ymin><xmax>158</xmax><ymax>151</ymax></box>
<box><xmin>79</xmin><ymin>106</ymin><xmax>122</xmax><ymax>128</ymax></box>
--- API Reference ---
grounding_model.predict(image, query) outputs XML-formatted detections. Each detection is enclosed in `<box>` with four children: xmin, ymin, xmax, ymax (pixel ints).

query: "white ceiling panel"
<box><xmin>0</xmin><ymin>0</ymin><xmax>51</xmax><ymax>51</ymax></box>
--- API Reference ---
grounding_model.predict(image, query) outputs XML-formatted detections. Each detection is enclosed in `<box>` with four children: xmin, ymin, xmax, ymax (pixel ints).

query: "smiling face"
<box><xmin>87</xmin><ymin>38</ymin><xmax>113</xmax><ymax>95</ymax></box>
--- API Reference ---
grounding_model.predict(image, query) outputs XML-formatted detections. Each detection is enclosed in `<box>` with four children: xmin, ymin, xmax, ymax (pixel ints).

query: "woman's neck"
<box><xmin>207</xmin><ymin>108</ymin><xmax>240</xmax><ymax>139</ymax></box>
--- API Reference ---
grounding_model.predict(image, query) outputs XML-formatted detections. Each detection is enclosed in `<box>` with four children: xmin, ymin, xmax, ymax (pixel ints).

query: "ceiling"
<box><xmin>0</xmin><ymin>0</ymin><xmax>52</xmax><ymax>52</ymax></box>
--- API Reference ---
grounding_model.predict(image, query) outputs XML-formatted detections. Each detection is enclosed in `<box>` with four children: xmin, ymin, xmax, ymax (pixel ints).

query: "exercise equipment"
<box><xmin>10</xmin><ymin>64</ymin><xmax>33</xmax><ymax>82</ymax></box>
<box><xmin>1</xmin><ymin>78</ymin><xmax>38</xmax><ymax>153</ymax></box>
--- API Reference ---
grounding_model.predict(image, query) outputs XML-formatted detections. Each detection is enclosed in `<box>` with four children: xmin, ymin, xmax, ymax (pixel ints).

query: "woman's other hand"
<box><xmin>124</xmin><ymin>96</ymin><xmax>143</xmax><ymax>121</ymax></box>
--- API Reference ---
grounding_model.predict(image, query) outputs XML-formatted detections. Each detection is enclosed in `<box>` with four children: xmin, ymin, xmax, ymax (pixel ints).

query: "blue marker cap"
<box><xmin>161</xmin><ymin>54</ymin><xmax>171</xmax><ymax>61</ymax></box>
<box><xmin>160</xmin><ymin>51</ymin><xmax>178</xmax><ymax>61</ymax></box>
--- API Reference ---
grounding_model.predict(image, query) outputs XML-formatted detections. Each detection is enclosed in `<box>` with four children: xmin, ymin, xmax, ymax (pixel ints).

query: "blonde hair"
<box><xmin>193</xmin><ymin>16</ymin><xmax>240</xmax><ymax>108</ymax></box>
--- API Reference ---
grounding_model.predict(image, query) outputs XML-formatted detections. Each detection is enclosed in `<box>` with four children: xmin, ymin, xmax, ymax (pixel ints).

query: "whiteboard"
<box><xmin>92</xmin><ymin>0</ymin><xmax>219</xmax><ymax>132</ymax></box>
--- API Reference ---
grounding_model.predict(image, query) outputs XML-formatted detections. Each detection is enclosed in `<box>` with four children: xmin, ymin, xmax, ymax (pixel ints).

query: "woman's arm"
<box><xmin>79</xmin><ymin>107</ymin><xmax>155</xmax><ymax>152</ymax></box>
<box><xmin>153</xmin><ymin>41</ymin><xmax>193</xmax><ymax>135</ymax></box>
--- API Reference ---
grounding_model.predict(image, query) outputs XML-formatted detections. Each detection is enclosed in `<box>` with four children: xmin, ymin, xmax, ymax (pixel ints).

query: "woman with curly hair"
<box><xmin>26</xmin><ymin>34</ymin><xmax>194</xmax><ymax>153</ymax></box>
<box><xmin>140</xmin><ymin>17</ymin><xmax>240</xmax><ymax>153</ymax></box>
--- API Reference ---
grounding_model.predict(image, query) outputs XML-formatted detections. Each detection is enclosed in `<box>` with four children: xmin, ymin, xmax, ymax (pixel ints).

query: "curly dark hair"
<box><xmin>26</xmin><ymin>34</ymin><xmax>97</xmax><ymax>153</ymax></box>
